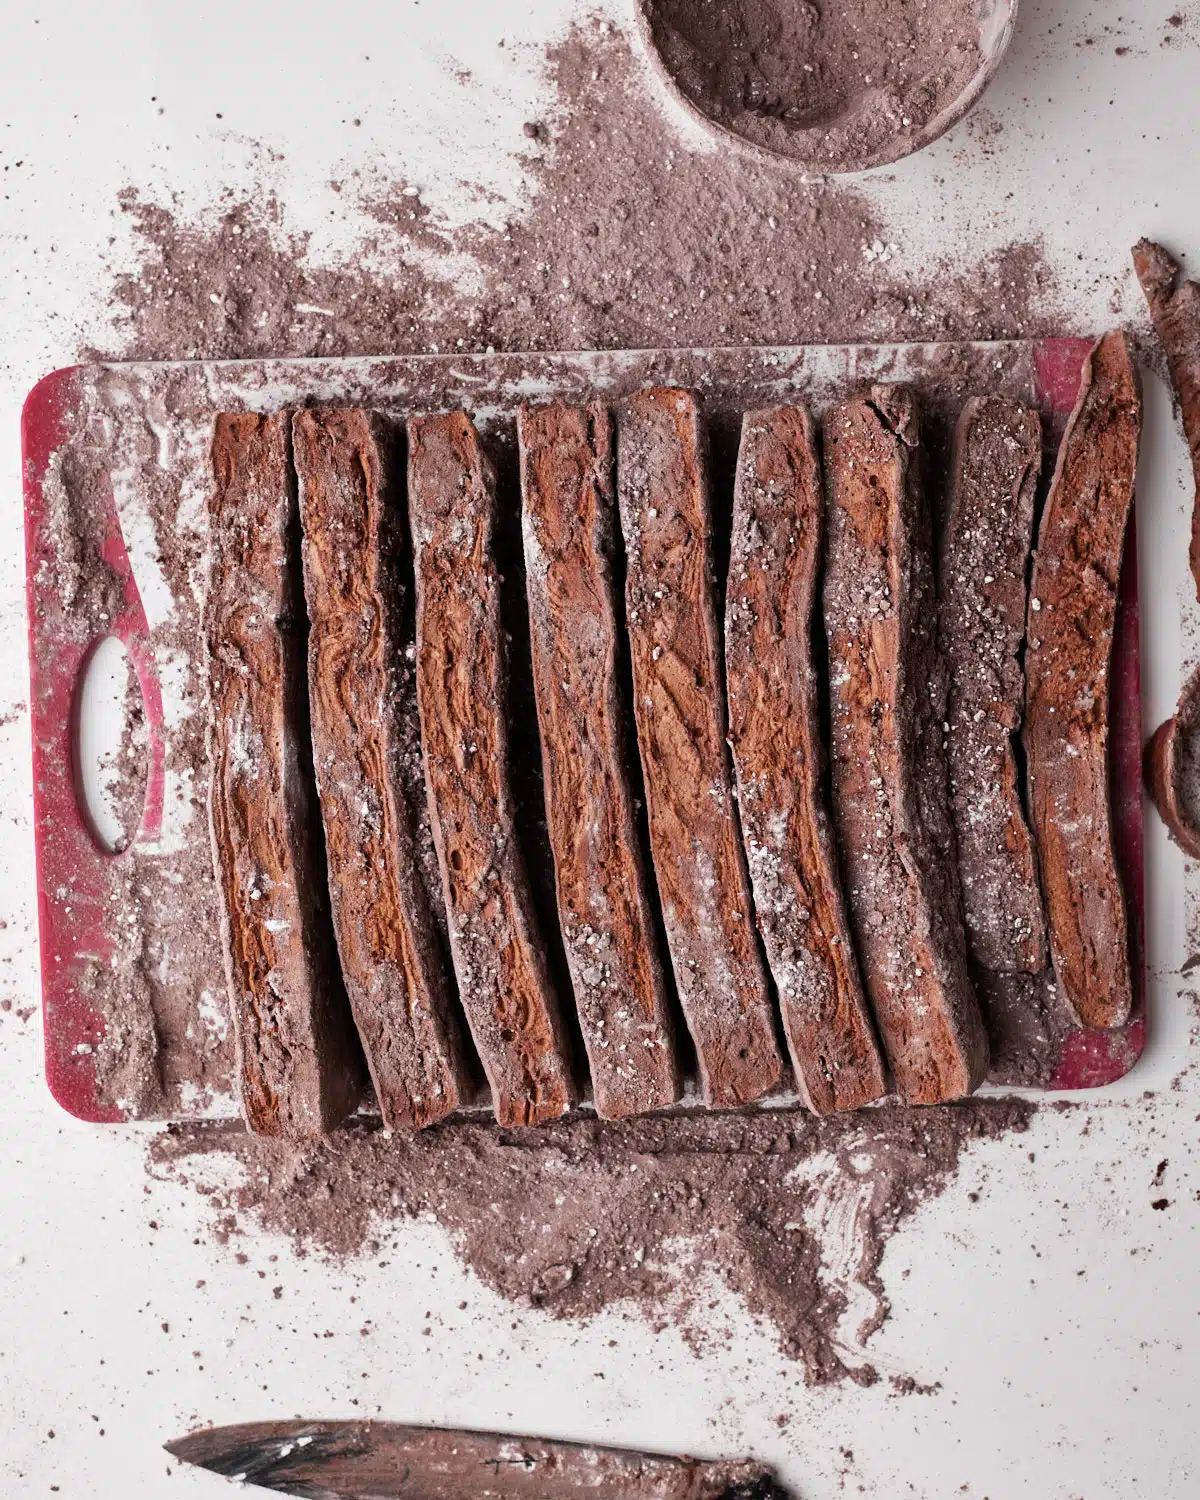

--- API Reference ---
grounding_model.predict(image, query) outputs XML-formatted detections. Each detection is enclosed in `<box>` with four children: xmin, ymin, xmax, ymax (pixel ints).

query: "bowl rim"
<box><xmin>628</xmin><ymin>0</ymin><xmax>1020</xmax><ymax>176</ymax></box>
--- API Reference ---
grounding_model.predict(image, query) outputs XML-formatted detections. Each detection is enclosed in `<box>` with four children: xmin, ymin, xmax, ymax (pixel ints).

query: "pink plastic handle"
<box><xmin>23</xmin><ymin>366</ymin><xmax>169</xmax><ymax>1121</ymax></box>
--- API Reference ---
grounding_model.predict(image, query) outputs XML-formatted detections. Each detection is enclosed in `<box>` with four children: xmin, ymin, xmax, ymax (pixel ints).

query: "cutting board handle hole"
<box><xmin>71</xmin><ymin>635</ymin><xmax>150</xmax><ymax>855</ymax></box>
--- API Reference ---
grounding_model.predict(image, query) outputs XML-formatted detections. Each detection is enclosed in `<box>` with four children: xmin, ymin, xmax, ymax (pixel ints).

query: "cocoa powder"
<box><xmin>640</xmin><ymin>0</ymin><xmax>984</xmax><ymax>169</ymax></box>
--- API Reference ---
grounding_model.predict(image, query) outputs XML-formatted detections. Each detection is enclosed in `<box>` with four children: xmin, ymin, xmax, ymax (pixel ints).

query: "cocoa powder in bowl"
<box><xmin>634</xmin><ymin>0</ymin><xmax>1017</xmax><ymax>172</ymax></box>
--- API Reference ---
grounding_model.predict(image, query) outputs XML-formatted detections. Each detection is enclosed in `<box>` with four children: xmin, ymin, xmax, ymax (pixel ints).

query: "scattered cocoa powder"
<box><xmin>148</xmin><ymin>1097</ymin><xmax>1035</xmax><ymax>1388</ymax></box>
<box><xmin>97</xmin><ymin>23</ymin><xmax>1055</xmax><ymax>369</ymax></box>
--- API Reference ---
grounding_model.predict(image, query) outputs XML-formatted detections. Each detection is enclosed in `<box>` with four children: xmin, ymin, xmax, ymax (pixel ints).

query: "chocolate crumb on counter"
<box><xmin>822</xmin><ymin>386</ymin><xmax>989</xmax><ymax>1105</ymax></box>
<box><xmin>616</xmin><ymin>388</ymin><xmax>783</xmax><ymax>1109</ymax></box>
<box><xmin>1026</xmin><ymin>331</ymin><xmax>1141</xmax><ymax>1032</ymax></box>
<box><xmin>407</xmin><ymin>411</ymin><xmax>576</xmax><ymax>1126</ymax></box>
<box><xmin>725</xmin><ymin>405</ymin><xmax>886</xmax><ymax>1115</ymax></box>
<box><xmin>939</xmin><ymin>396</ymin><xmax>1047</xmax><ymax>974</ymax></box>
<box><xmin>518</xmin><ymin>402</ymin><xmax>681</xmax><ymax>1120</ymax></box>
<box><xmin>204</xmin><ymin>412</ymin><xmax>364</xmax><ymax>1139</ymax></box>
<box><xmin>1132</xmin><ymin>238</ymin><xmax>1200</xmax><ymax>600</ymax></box>
<box><xmin>294</xmin><ymin>409</ymin><xmax>471</xmax><ymax>1130</ymax></box>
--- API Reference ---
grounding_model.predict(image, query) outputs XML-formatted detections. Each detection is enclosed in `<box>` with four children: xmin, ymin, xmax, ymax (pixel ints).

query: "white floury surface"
<box><xmin>0</xmin><ymin>2</ymin><xmax>1198</xmax><ymax>1496</ymax></box>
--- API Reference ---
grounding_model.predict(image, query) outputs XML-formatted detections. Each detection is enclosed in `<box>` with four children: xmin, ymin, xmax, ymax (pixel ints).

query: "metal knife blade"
<box><xmin>165</xmin><ymin>1421</ymin><xmax>787</xmax><ymax>1500</ymax></box>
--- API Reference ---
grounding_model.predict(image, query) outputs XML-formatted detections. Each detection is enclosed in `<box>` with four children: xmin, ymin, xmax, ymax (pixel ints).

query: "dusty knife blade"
<box><xmin>165</xmin><ymin>1420</ymin><xmax>785</xmax><ymax>1500</ymax></box>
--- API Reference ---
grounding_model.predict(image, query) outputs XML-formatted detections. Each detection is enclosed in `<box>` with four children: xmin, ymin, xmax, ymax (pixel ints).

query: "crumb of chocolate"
<box><xmin>888</xmin><ymin>1373</ymin><xmax>942</xmax><ymax>1396</ymax></box>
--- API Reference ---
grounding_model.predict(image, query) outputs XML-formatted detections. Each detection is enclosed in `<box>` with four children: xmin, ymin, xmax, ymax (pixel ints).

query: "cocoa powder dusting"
<box><xmin>98</xmin><ymin>24</ymin><xmax>1053</xmax><ymax>367</ymax></box>
<box><xmin>76</xmin><ymin>18</ymin><xmax>1057</xmax><ymax>1373</ymax></box>
<box><xmin>148</xmin><ymin>1097</ymin><xmax>1035</xmax><ymax>1388</ymax></box>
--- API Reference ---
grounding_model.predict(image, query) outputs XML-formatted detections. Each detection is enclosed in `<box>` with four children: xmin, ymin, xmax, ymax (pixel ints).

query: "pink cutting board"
<box><xmin>21</xmin><ymin>338</ymin><xmax>1145</xmax><ymax>1122</ymax></box>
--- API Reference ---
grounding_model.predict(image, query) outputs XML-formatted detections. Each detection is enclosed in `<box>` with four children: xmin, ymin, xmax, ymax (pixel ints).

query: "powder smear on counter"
<box><xmin>149</xmin><ymin>1098</ymin><xmax>1034</xmax><ymax>1388</ymax></box>
<box><xmin>89</xmin><ymin>17</ymin><xmax>1056</xmax><ymax>1378</ymax></box>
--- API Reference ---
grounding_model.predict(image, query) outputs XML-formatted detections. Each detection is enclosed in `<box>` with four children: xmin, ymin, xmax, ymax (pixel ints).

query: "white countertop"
<box><xmin>0</xmin><ymin>3</ymin><xmax>1197</xmax><ymax>1496</ymax></box>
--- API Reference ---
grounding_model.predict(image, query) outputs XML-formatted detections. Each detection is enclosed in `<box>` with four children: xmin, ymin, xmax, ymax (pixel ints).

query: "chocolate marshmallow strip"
<box><xmin>1132</xmin><ymin>239</ymin><xmax>1200</xmax><ymax>601</ymax></box>
<box><xmin>294</xmin><ymin>409</ymin><xmax>470</xmax><ymax>1131</ymax></box>
<box><xmin>407</xmin><ymin>411</ymin><xmax>576</xmax><ymax>1126</ymax></box>
<box><xmin>518</xmin><ymin>402</ymin><xmax>681</xmax><ymax>1120</ymax></box>
<box><xmin>822</xmin><ymin>387</ymin><xmax>989</xmax><ymax>1105</ymax></box>
<box><xmin>939</xmin><ymin>397</ymin><xmax>1047</xmax><ymax>974</ymax></box>
<box><xmin>1026</xmin><ymin>332</ymin><xmax>1142</xmax><ymax>1031</ymax></box>
<box><xmin>725</xmin><ymin>405</ymin><xmax>886</xmax><ymax>1115</ymax></box>
<box><xmin>204</xmin><ymin>412</ymin><xmax>363</xmax><ymax>1139</ymax></box>
<box><xmin>616</xmin><ymin>388</ymin><xmax>783</xmax><ymax>1109</ymax></box>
